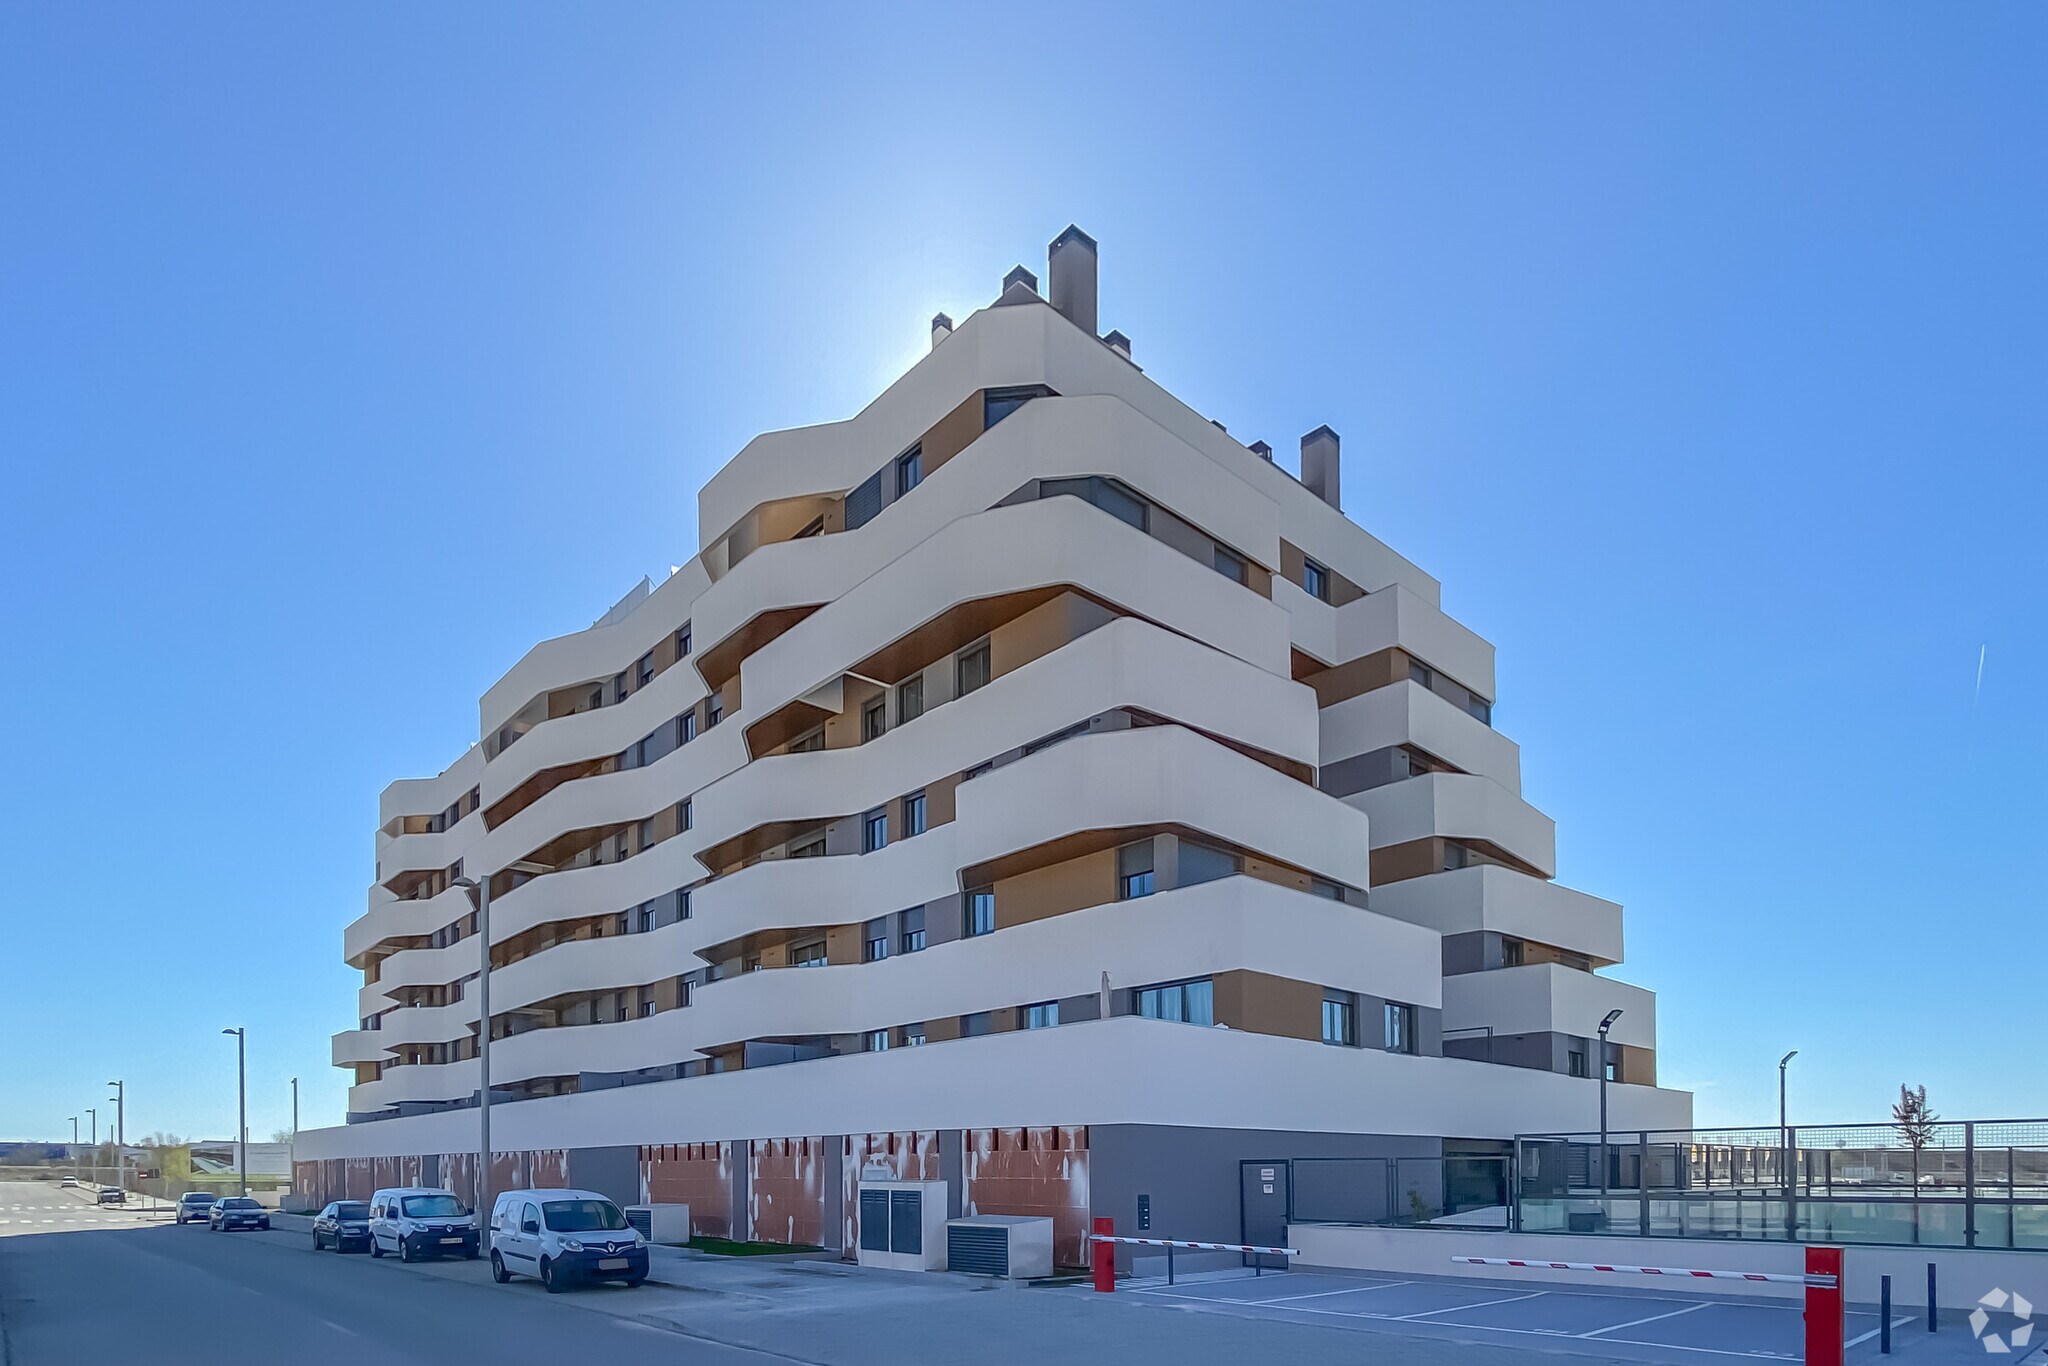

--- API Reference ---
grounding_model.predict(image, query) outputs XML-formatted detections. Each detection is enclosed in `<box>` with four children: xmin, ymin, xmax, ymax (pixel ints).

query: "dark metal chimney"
<box><xmin>1103</xmin><ymin>329</ymin><xmax>1133</xmax><ymax>360</ymax></box>
<box><xmin>1047</xmin><ymin>225</ymin><xmax>1099</xmax><ymax>335</ymax></box>
<box><xmin>1250</xmin><ymin>440</ymin><xmax>1274</xmax><ymax>462</ymax></box>
<box><xmin>1301</xmin><ymin>426</ymin><xmax>1341</xmax><ymax>510</ymax></box>
<box><xmin>931</xmin><ymin>312</ymin><xmax>953</xmax><ymax>349</ymax></box>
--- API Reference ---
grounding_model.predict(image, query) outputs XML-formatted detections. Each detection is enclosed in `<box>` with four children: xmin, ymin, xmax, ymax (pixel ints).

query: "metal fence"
<box><xmin>1513</xmin><ymin>1119</ymin><xmax>2048</xmax><ymax>1250</ymax></box>
<box><xmin>1291</xmin><ymin>1155</ymin><xmax>1512</xmax><ymax>1229</ymax></box>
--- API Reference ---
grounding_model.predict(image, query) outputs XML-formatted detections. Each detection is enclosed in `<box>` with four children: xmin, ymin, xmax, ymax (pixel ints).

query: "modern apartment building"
<box><xmin>298</xmin><ymin>228</ymin><xmax>1689</xmax><ymax>1264</ymax></box>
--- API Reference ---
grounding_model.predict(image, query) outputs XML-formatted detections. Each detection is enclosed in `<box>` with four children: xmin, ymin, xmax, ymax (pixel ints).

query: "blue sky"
<box><xmin>2</xmin><ymin>5</ymin><xmax>2041</xmax><ymax>1144</ymax></box>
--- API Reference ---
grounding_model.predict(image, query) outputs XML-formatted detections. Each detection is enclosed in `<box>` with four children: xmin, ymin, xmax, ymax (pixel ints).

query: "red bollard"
<box><xmin>1805</xmin><ymin>1246</ymin><xmax>1845</xmax><ymax>1366</ymax></box>
<box><xmin>1092</xmin><ymin>1216</ymin><xmax>1115</xmax><ymax>1293</ymax></box>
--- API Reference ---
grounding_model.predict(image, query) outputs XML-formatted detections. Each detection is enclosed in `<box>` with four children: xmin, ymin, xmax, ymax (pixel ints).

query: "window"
<box><xmin>792</xmin><ymin>940</ymin><xmax>828</xmax><ymax>968</ymax></box>
<box><xmin>1213</xmin><ymin>545</ymin><xmax>1245</xmax><ymax>583</ymax></box>
<box><xmin>1568</xmin><ymin>1048</ymin><xmax>1588</xmax><ymax>1078</ymax></box>
<box><xmin>1309</xmin><ymin>878</ymin><xmax>1344</xmax><ymax>901</ymax></box>
<box><xmin>705</xmin><ymin>696</ymin><xmax>723</xmax><ymax>729</ymax></box>
<box><xmin>845</xmin><ymin>469</ymin><xmax>884</xmax><ymax>530</ymax></box>
<box><xmin>680</xmin><ymin>711</ymin><xmax>698</xmax><ymax>745</ymax></box>
<box><xmin>897</xmin><ymin>676</ymin><xmax>924</xmax><ymax>724</ymax></box>
<box><xmin>636</xmin><ymin>652</ymin><xmax>653</xmax><ymax>688</ymax></box>
<box><xmin>904</xmin><ymin>1022</ymin><xmax>927</xmax><ymax>1047</ymax></box>
<box><xmin>615</xmin><ymin>913</ymin><xmax>629</xmax><ymax>936</ymax></box>
<box><xmin>1442</xmin><ymin>841</ymin><xmax>1471</xmax><ymax>872</ymax></box>
<box><xmin>1466</xmin><ymin>696</ymin><xmax>1493</xmax><ymax>725</ymax></box>
<box><xmin>862</xmin><ymin>698</ymin><xmax>887</xmax><ymax>742</ymax></box>
<box><xmin>955</xmin><ymin>641</ymin><xmax>991</xmax><ymax>697</ymax></box>
<box><xmin>1117</xmin><ymin>841</ymin><xmax>1156</xmax><ymax>900</ymax></box>
<box><xmin>640</xmin><ymin>1000</ymin><xmax>657</xmax><ymax>1018</ymax></box>
<box><xmin>896</xmin><ymin>445</ymin><xmax>924</xmax><ymax>496</ymax></box>
<box><xmin>678</xmin><ymin>799</ymin><xmax>692</xmax><ymax>831</ymax></box>
<box><xmin>862</xmin><ymin>809</ymin><xmax>888</xmax><ymax>853</ymax></box>
<box><xmin>1024</xmin><ymin>1001</ymin><xmax>1059</xmax><ymax>1030</ymax></box>
<box><xmin>1502</xmin><ymin>938</ymin><xmax>1525</xmax><ymax>968</ymax></box>
<box><xmin>1409</xmin><ymin>659</ymin><xmax>1435</xmax><ymax>689</ymax></box>
<box><xmin>613</xmin><ymin>673</ymin><xmax>628</xmax><ymax>704</ymax></box>
<box><xmin>1136</xmin><ymin>978</ymin><xmax>1214</xmax><ymax>1027</ymax></box>
<box><xmin>1302</xmin><ymin>558</ymin><xmax>1331</xmax><ymax>602</ymax></box>
<box><xmin>1383</xmin><ymin>1002</ymin><xmax>1416</xmax><ymax>1054</ymax></box>
<box><xmin>1041</xmin><ymin>475</ymin><xmax>1147</xmax><ymax>532</ymax></box>
<box><xmin>863</xmin><ymin>918</ymin><xmax>889</xmax><ymax>963</ymax></box>
<box><xmin>964</xmin><ymin>888</ymin><xmax>994</xmax><ymax>937</ymax></box>
<box><xmin>864</xmin><ymin>1029</ymin><xmax>891</xmax><ymax>1053</ymax></box>
<box><xmin>588</xmin><ymin>687</ymin><xmax>603</xmax><ymax>710</ymax></box>
<box><xmin>1178</xmin><ymin>841</ymin><xmax>1238</xmax><ymax>888</ymax></box>
<box><xmin>677</xmin><ymin>977</ymin><xmax>693</xmax><ymax>1008</ymax></box>
<box><xmin>638</xmin><ymin>817</ymin><xmax>656</xmax><ymax>850</ymax></box>
<box><xmin>900</xmin><ymin>907</ymin><xmax>926</xmax><ymax>954</ymax></box>
<box><xmin>675</xmin><ymin>623</ymin><xmax>691</xmax><ymax>658</ymax></box>
<box><xmin>613</xmin><ymin>832</ymin><xmax>629</xmax><ymax>861</ymax></box>
<box><xmin>901</xmin><ymin>791</ymin><xmax>926</xmax><ymax>837</ymax></box>
<box><xmin>791</xmin><ymin>836</ymin><xmax>826</xmax><ymax>858</ymax></box>
<box><xmin>638</xmin><ymin>903</ymin><xmax>658</xmax><ymax>934</ymax></box>
<box><xmin>789</xmin><ymin>727</ymin><xmax>824</xmax><ymax>753</ymax></box>
<box><xmin>1604</xmin><ymin>1045</ymin><xmax>1618</xmax><ymax>1083</ymax></box>
<box><xmin>1321</xmin><ymin>991</ymin><xmax>1357</xmax><ymax>1046</ymax></box>
<box><xmin>983</xmin><ymin>384</ymin><xmax>1053</xmax><ymax>429</ymax></box>
<box><xmin>679</xmin><ymin>888</ymin><xmax>693</xmax><ymax>920</ymax></box>
<box><xmin>960</xmin><ymin>1011</ymin><xmax>994</xmax><ymax>1038</ymax></box>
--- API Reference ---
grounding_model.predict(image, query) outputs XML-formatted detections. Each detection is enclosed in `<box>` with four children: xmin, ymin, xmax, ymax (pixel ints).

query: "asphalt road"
<box><xmin>0</xmin><ymin>1180</ymin><xmax>782</xmax><ymax>1365</ymax></box>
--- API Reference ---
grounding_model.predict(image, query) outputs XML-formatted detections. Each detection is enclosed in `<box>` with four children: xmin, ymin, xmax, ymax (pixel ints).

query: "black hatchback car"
<box><xmin>311</xmin><ymin>1201</ymin><xmax>371</xmax><ymax>1252</ymax></box>
<box><xmin>208</xmin><ymin>1197</ymin><xmax>270</xmax><ymax>1231</ymax></box>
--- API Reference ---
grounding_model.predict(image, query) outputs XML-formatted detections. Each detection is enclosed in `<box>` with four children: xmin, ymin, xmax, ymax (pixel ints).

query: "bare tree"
<box><xmin>1892</xmin><ymin>1084</ymin><xmax>1939</xmax><ymax>1151</ymax></box>
<box><xmin>269</xmin><ymin>1128</ymin><xmax>294</xmax><ymax>1144</ymax></box>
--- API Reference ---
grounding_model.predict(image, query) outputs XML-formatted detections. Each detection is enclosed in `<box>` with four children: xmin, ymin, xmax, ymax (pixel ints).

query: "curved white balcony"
<box><xmin>475</xmin><ymin>874</ymin><xmax>1438</xmax><ymax>1089</ymax></box>
<box><xmin>478</xmin><ymin>648</ymin><xmax>710</xmax><ymax>811</ymax></box>
<box><xmin>692</xmin><ymin>616</ymin><xmax>1315</xmax><ymax>855</ymax></box>
<box><xmin>1442</xmin><ymin>963</ymin><xmax>1656</xmax><ymax>1051</ymax></box>
<box><xmin>1283</xmin><ymin>580</ymin><xmax>1496</xmax><ymax>701</ymax></box>
<box><xmin>362</xmin><ymin>939</ymin><xmax>480</xmax><ymax>1016</ymax></box>
<box><xmin>374</xmin><ymin>810</ymin><xmax>484</xmax><ymax>886</ymax></box>
<box><xmin>1319</xmin><ymin>679</ymin><xmax>1522</xmax><ymax>790</ymax></box>
<box><xmin>1346</xmin><ymin>771</ymin><xmax>1556</xmax><ymax>878</ymax></box>
<box><xmin>331</xmin><ymin>1029</ymin><xmax>394</xmax><ymax>1067</ymax></box>
<box><xmin>345</xmin><ymin>885</ymin><xmax>469</xmax><ymax>966</ymax></box>
<box><xmin>735</xmin><ymin>497</ymin><xmax>1293</xmax><ymax>745</ymax></box>
<box><xmin>348</xmin><ymin>1057</ymin><xmax>479</xmax><ymax>1112</ymax></box>
<box><xmin>362</xmin><ymin>997</ymin><xmax>480</xmax><ymax>1051</ymax></box>
<box><xmin>1367</xmin><ymin>865</ymin><xmax>1624</xmax><ymax>965</ymax></box>
<box><xmin>378</xmin><ymin>748</ymin><xmax>486</xmax><ymax>831</ymax></box>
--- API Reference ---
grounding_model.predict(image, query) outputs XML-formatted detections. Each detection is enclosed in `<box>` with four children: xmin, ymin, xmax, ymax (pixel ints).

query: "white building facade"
<box><xmin>299</xmin><ymin>228</ymin><xmax>1688</xmax><ymax>1264</ymax></box>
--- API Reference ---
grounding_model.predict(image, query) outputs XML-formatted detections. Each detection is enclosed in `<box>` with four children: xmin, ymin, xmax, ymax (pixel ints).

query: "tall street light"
<box><xmin>450</xmin><ymin>874</ymin><xmax>492</xmax><ymax>1214</ymax></box>
<box><xmin>223</xmin><ymin>1028</ymin><xmax>247</xmax><ymax>1197</ymax></box>
<box><xmin>69</xmin><ymin>1117</ymin><xmax>79</xmax><ymax>1182</ymax></box>
<box><xmin>86</xmin><ymin>1109</ymin><xmax>97</xmax><ymax>1186</ymax></box>
<box><xmin>1597</xmin><ymin>1009</ymin><xmax>1624</xmax><ymax>1202</ymax></box>
<box><xmin>290</xmin><ymin>1076</ymin><xmax>299</xmax><ymax>1183</ymax></box>
<box><xmin>1779</xmin><ymin>1049</ymin><xmax>1799</xmax><ymax>1191</ymax></box>
<box><xmin>106</xmin><ymin>1082</ymin><xmax>124</xmax><ymax>1198</ymax></box>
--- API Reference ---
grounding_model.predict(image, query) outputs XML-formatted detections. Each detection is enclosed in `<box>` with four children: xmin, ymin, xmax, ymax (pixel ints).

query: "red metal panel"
<box><xmin>964</xmin><ymin>1125</ymin><xmax>1090</xmax><ymax>1268</ymax></box>
<box><xmin>748</xmin><ymin>1136</ymin><xmax>828</xmax><ymax>1248</ymax></box>
<box><xmin>641</xmin><ymin>1141</ymin><xmax>732</xmax><ymax>1239</ymax></box>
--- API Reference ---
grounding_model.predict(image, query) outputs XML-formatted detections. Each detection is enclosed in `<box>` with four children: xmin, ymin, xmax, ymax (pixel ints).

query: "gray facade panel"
<box><xmin>567</xmin><ymin>1144</ymin><xmax>641</xmax><ymax>1209</ymax></box>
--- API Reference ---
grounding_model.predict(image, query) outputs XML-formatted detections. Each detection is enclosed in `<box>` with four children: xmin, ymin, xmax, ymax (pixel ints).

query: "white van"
<box><xmin>489</xmin><ymin>1188</ymin><xmax>647</xmax><ymax>1292</ymax></box>
<box><xmin>367</xmin><ymin>1186</ymin><xmax>480</xmax><ymax>1262</ymax></box>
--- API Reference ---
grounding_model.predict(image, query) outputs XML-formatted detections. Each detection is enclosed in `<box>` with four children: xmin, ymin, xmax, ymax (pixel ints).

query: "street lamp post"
<box><xmin>69</xmin><ymin>1117</ymin><xmax>79</xmax><ymax>1182</ymax></box>
<box><xmin>1779</xmin><ymin>1049</ymin><xmax>1799</xmax><ymax>1189</ymax></box>
<box><xmin>290</xmin><ymin>1076</ymin><xmax>299</xmax><ymax>1186</ymax></box>
<box><xmin>106</xmin><ymin>1082</ymin><xmax>124</xmax><ymax>1199</ymax></box>
<box><xmin>222</xmin><ymin>1028</ymin><xmax>247</xmax><ymax>1197</ymax></box>
<box><xmin>86</xmin><ymin>1109</ymin><xmax>97</xmax><ymax>1186</ymax></box>
<box><xmin>451</xmin><ymin>875</ymin><xmax>492</xmax><ymax>1215</ymax></box>
<box><xmin>1597</xmin><ymin>1009</ymin><xmax>1624</xmax><ymax>1202</ymax></box>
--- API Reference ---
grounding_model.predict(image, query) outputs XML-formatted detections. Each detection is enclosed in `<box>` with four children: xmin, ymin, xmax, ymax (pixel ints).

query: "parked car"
<box><xmin>312</xmin><ymin>1200</ymin><xmax>371</xmax><ymax>1252</ymax></box>
<box><xmin>96</xmin><ymin>1187</ymin><xmax>125</xmax><ymax>1205</ymax></box>
<box><xmin>489</xmin><ymin>1188</ymin><xmax>646</xmax><ymax>1293</ymax></box>
<box><xmin>175</xmin><ymin>1192</ymin><xmax>218</xmax><ymax>1224</ymax></box>
<box><xmin>208</xmin><ymin>1196</ymin><xmax>270</xmax><ymax>1231</ymax></box>
<box><xmin>59</xmin><ymin>1177</ymin><xmax>79</xmax><ymax>1188</ymax></box>
<box><xmin>367</xmin><ymin>1187</ymin><xmax>479</xmax><ymax>1262</ymax></box>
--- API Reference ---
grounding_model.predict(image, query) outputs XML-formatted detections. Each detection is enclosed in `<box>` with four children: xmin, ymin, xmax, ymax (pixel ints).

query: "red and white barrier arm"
<box><xmin>1094</xmin><ymin>1235</ymin><xmax>1298</xmax><ymax>1257</ymax></box>
<box><xmin>1452</xmin><ymin>1256</ymin><xmax>1836</xmax><ymax>1288</ymax></box>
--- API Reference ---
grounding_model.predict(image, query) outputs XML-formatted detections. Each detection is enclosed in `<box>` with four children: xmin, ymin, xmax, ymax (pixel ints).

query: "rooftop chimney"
<box><xmin>1210</xmin><ymin>419</ymin><xmax>1228</xmax><ymax>433</ymax></box>
<box><xmin>1300</xmin><ymin>426</ymin><xmax>1341</xmax><ymax>510</ymax></box>
<box><xmin>931</xmin><ymin>312</ymin><xmax>953</xmax><ymax>349</ymax></box>
<box><xmin>997</xmin><ymin>265</ymin><xmax>1039</xmax><ymax>306</ymax></box>
<box><xmin>1047</xmin><ymin>225</ymin><xmax>1099</xmax><ymax>335</ymax></box>
<box><xmin>1249</xmin><ymin>440</ymin><xmax>1273</xmax><ymax>462</ymax></box>
<box><xmin>1103</xmin><ymin>329</ymin><xmax>1132</xmax><ymax>360</ymax></box>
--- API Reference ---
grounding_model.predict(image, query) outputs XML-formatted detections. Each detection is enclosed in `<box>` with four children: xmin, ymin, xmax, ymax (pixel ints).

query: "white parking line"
<box><xmin>1394</xmin><ymin>1291</ymin><xmax>1547</xmax><ymax>1320</ymax></box>
<box><xmin>1225</xmin><ymin>1281</ymin><xmax>1414</xmax><ymax>1305</ymax></box>
<box><xmin>1580</xmin><ymin>1300</ymin><xmax>1712</xmax><ymax>1338</ymax></box>
<box><xmin>1844</xmin><ymin>1315</ymin><xmax>1916</xmax><ymax>1349</ymax></box>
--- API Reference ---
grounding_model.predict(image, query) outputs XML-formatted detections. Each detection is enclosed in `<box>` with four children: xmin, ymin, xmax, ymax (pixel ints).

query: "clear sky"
<box><xmin>2</xmin><ymin>5</ymin><xmax>2042</xmax><ymax>1146</ymax></box>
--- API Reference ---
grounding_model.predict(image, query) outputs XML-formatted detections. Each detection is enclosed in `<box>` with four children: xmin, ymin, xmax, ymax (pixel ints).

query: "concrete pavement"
<box><xmin>0</xmin><ymin>1178</ymin><xmax>1671</xmax><ymax>1366</ymax></box>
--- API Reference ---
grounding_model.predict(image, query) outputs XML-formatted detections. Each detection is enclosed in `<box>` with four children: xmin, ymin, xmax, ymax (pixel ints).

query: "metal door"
<box><xmin>1239</xmin><ymin>1160</ymin><xmax>1291</xmax><ymax>1270</ymax></box>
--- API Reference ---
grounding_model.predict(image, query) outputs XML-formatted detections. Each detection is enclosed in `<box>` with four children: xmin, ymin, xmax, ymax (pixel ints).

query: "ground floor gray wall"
<box><xmin>566</xmin><ymin>1144</ymin><xmax>640</xmax><ymax>1210</ymax></box>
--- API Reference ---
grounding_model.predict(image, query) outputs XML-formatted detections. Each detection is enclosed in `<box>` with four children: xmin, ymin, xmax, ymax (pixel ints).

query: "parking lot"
<box><xmin>1120</xmin><ymin>1266</ymin><xmax>2013</xmax><ymax>1364</ymax></box>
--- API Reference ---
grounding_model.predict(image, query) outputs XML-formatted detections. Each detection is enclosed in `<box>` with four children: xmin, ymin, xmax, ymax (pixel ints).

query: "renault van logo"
<box><xmin>1971</xmin><ymin>1288</ymin><xmax>2034</xmax><ymax>1355</ymax></box>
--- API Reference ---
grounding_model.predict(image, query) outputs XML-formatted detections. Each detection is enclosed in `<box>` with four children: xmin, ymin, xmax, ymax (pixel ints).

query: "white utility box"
<box><xmin>855</xmin><ymin>1180</ymin><xmax>949</xmax><ymax>1271</ymax></box>
<box><xmin>945</xmin><ymin>1214</ymin><xmax>1054</xmax><ymax>1280</ymax></box>
<box><xmin>624</xmin><ymin>1203</ymin><xmax>692</xmax><ymax>1245</ymax></box>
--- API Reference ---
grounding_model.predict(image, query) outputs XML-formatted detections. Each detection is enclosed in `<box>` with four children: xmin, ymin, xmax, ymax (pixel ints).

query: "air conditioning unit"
<box><xmin>855</xmin><ymin>1180</ymin><xmax>948</xmax><ymax>1271</ymax></box>
<box><xmin>624</xmin><ymin>1203</ymin><xmax>691</xmax><ymax>1245</ymax></box>
<box><xmin>946</xmin><ymin>1215</ymin><xmax>1053</xmax><ymax>1280</ymax></box>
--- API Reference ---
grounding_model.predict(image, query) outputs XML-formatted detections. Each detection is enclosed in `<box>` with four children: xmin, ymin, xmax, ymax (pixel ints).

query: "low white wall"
<box><xmin>1288</xmin><ymin>1223</ymin><xmax>2048</xmax><ymax>1311</ymax></box>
